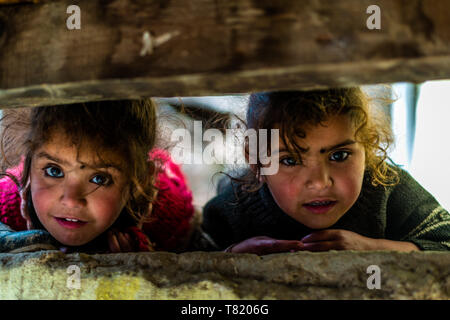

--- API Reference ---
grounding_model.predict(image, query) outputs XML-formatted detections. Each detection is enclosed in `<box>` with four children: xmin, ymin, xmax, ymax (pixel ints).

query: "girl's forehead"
<box><xmin>37</xmin><ymin>133</ymin><xmax>126</xmax><ymax>169</ymax></box>
<box><xmin>278</xmin><ymin>115</ymin><xmax>358</xmax><ymax>149</ymax></box>
<box><xmin>279</xmin><ymin>114</ymin><xmax>354</xmax><ymax>135</ymax></box>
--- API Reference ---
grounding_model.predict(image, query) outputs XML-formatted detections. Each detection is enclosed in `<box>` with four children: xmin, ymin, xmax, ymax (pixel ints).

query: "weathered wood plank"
<box><xmin>0</xmin><ymin>0</ymin><xmax>450</xmax><ymax>107</ymax></box>
<box><xmin>0</xmin><ymin>0</ymin><xmax>40</xmax><ymax>4</ymax></box>
<box><xmin>2</xmin><ymin>55</ymin><xmax>450</xmax><ymax>109</ymax></box>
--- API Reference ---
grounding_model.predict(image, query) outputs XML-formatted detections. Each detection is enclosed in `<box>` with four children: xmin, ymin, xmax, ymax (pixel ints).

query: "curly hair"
<box><xmin>0</xmin><ymin>99</ymin><xmax>159</xmax><ymax>228</ymax></box>
<box><xmin>235</xmin><ymin>87</ymin><xmax>399</xmax><ymax>192</ymax></box>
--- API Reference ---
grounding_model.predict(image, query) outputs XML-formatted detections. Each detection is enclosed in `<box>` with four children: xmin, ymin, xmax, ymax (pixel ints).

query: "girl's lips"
<box><xmin>55</xmin><ymin>217</ymin><xmax>87</xmax><ymax>229</ymax></box>
<box><xmin>302</xmin><ymin>201</ymin><xmax>337</xmax><ymax>214</ymax></box>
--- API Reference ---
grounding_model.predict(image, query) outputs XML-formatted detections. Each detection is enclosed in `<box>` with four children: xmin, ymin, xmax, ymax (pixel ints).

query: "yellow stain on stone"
<box><xmin>153</xmin><ymin>280</ymin><xmax>242</xmax><ymax>300</ymax></box>
<box><xmin>96</xmin><ymin>275</ymin><xmax>141</xmax><ymax>300</ymax></box>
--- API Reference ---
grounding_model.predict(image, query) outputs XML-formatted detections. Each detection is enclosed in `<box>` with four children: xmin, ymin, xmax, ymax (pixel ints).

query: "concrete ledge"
<box><xmin>0</xmin><ymin>250</ymin><xmax>449</xmax><ymax>299</ymax></box>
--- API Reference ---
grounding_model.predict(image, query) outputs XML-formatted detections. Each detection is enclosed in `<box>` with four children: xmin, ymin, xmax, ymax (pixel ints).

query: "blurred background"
<box><xmin>2</xmin><ymin>82</ymin><xmax>446</xmax><ymax>214</ymax></box>
<box><xmin>156</xmin><ymin>80</ymin><xmax>450</xmax><ymax>213</ymax></box>
<box><xmin>389</xmin><ymin>80</ymin><xmax>450</xmax><ymax>211</ymax></box>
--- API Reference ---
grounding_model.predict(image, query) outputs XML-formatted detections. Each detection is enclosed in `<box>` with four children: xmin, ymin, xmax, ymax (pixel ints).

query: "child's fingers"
<box><xmin>231</xmin><ymin>237</ymin><xmax>304</xmax><ymax>254</ymax></box>
<box><xmin>264</xmin><ymin>240</ymin><xmax>304</xmax><ymax>254</ymax></box>
<box><xmin>302</xmin><ymin>241</ymin><xmax>337</xmax><ymax>252</ymax></box>
<box><xmin>124</xmin><ymin>233</ymin><xmax>135</xmax><ymax>249</ymax></box>
<box><xmin>108</xmin><ymin>231</ymin><xmax>121</xmax><ymax>253</ymax></box>
<box><xmin>116</xmin><ymin>232</ymin><xmax>133</xmax><ymax>252</ymax></box>
<box><xmin>301</xmin><ymin>230</ymin><xmax>341</xmax><ymax>243</ymax></box>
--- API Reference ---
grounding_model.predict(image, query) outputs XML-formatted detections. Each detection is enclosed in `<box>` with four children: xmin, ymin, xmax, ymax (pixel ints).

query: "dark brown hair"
<box><xmin>0</xmin><ymin>99</ymin><xmax>159</xmax><ymax>227</ymax></box>
<box><xmin>235</xmin><ymin>87</ymin><xmax>399</xmax><ymax>192</ymax></box>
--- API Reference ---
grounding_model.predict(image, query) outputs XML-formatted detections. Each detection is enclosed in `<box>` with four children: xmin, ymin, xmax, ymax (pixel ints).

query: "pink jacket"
<box><xmin>0</xmin><ymin>149</ymin><xmax>194</xmax><ymax>252</ymax></box>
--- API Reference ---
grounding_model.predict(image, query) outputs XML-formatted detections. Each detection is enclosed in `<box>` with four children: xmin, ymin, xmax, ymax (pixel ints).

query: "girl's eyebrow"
<box><xmin>274</xmin><ymin>139</ymin><xmax>356</xmax><ymax>155</ymax></box>
<box><xmin>319</xmin><ymin>139</ymin><xmax>356</xmax><ymax>153</ymax></box>
<box><xmin>35</xmin><ymin>151</ymin><xmax>123</xmax><ymax>172</ymax></box>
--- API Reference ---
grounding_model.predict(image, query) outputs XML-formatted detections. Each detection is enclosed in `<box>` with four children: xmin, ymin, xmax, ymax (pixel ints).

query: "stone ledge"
<box><xmin>0</xmin><ymin>250</ymin><xmax>449</xmax><ymax>299</ymax></box>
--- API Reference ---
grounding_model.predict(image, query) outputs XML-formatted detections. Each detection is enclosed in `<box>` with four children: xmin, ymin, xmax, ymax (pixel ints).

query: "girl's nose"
<box><xmin>60</xmin><ymin>179</ymin><xmax>87</xmax><ymax>208</ymax></box>
<box><xmin>304</xmin><ymin>164</ymin><xmax>332</xmax><ymax>191</ymax></box>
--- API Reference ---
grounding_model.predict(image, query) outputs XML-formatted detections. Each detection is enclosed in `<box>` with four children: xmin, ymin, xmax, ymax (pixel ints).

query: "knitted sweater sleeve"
<box><xmin>201</xmin><ymin>179</ymin><xmax>259</xmax><ymax>250</ymax></box>
<box><xmin>202</xmin><ymin>187</ymin><xmax>237</xmax><ymax>250</ymax></box>
<box><xmin>0</xmin><ymin>165</ymin><xmax>27</xmax><ymax>232</ymax></box>
<box><xmin>386</xmin><ymin>169</ymin><xmax>450</xmax><ymax>251</ymax></box>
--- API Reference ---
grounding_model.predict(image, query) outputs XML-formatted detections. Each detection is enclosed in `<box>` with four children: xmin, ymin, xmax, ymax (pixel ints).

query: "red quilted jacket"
<box><xmin>0</xmin><ymin>149</ymin><xmax>194</xmax><ymax>252</ymax></box>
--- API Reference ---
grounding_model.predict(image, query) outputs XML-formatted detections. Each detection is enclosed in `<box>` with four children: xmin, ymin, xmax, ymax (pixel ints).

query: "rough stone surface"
<box><xmin>0</xmin><ymin>250</ymin><xmax>449</xmax><ymax>299</ymax></box>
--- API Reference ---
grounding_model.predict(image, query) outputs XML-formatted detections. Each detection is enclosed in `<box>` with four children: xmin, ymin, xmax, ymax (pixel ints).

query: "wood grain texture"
<box><xmin>0</xmin><ymin>0</ymin><xmax>450</xmax><ymax>107</ymax></box>
<box><xmin>0</xmin><ymin>0</ymin><xmax>40</xmax><ymax>4</ymax></box>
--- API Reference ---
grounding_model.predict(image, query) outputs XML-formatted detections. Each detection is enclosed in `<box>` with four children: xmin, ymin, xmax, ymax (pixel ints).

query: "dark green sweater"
<box><xmin>201</xmin><ymin>167</ymin><xmax>450</xmax><ymax>251</ymax></box>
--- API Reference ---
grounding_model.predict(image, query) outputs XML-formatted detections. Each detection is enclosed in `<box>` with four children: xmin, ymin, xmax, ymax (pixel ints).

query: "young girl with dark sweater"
<box><xmin>201</xmin><ymin>88</ymin><xmax>450</xmax><ymax>254</ymax></box>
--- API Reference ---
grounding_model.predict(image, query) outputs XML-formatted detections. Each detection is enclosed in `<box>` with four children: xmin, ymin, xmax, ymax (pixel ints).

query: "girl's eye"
<box><xmin>280</xmin><ymin>157</ymin><xmax>300</xmax><ymax>167</ymax></box>
<box><xmin>330</xmin><ymin>150</ymin><xmax>350</xmax><ymax>162</ymax></box>
<box><xmin>44</xmin><ymin>166</ymin><xmax>64</xmax><ymax>178</ymax></box>
<box><xmin>90</xmin><ymin>174</ymin><xmax>112</xmax><ymax>186</ymax></box>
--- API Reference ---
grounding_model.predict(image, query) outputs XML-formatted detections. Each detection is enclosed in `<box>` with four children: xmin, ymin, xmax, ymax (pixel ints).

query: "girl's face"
<box><xmin>29</xmin><ymin>131</ymin><xmax>129</xmax><ymax>246</ymax></box>
<box><xmin>263</xmin><ymin>114</ymin><xmax>366</xmax><ymax>229</ymax></box>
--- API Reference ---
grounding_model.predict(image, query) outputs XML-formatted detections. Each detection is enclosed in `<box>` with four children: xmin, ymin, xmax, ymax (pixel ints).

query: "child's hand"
<box><xmin>226</xmin><ymin>236</ymin><xmax>304</xmax><ymax>255</ymax></box>
<box><xmin>301</xmin><ymin>229</ymin><xmax>377</xmax><ymax>251</ymax></box>
<box><xmin>107</xmin><ymin>229</ymin><xmax>136</xmax><ymax>253</ymax></box>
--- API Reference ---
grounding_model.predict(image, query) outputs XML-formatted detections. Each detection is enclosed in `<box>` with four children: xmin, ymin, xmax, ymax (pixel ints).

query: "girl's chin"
<box><xmin>52</xmin><ymin>233</ymin><xmax>93</xmax><ymax>247</ymax></box>
<box><xmin>302</xmin><ymin>222</ymin><xmax>335</xmax><ymax>230</ymax></box>
<box><xmin>48</xmin><ymin>223</ymin><xmax>100</xmax><ymax>246</ymax></box>
<box><xmin>58</xmin><ymin>239</ymin><xmax>89</xmax><ymax>247</ymax></box>
<box><xmin>293</xmin><ymin>214</ymin><xmax>341</xmax><ymax>229</ymax></box>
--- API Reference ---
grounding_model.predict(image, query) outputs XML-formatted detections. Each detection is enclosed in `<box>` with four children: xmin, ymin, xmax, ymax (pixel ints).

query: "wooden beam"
<box><xmin>0</xmin><ymin>0</ymin><xmax>40</xmax><ymax>4</ymax></box>
<box><xmin>1</xmin><ymin>0</ymin><xmax>450</xmax><ymax>108</ymax></box>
